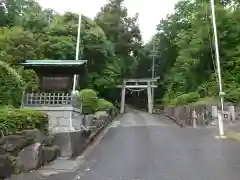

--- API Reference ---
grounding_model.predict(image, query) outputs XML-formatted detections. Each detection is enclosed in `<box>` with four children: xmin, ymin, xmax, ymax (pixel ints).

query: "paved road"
<box><xmin>71</xmin><ymin>110</ymin><xmax>240</xmax><ymax>180</ymax></box>
<box><xmin>10</xmin><ymin>110</ymin><xmax>240</xmax><ymax>180</ymax></box>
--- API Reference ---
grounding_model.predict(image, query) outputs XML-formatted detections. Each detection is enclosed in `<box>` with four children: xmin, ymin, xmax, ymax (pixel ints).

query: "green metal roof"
<box><xmin>21</xmin><ymin>60</ymin><xmax>87</xmax><ymax>66</ymax></box>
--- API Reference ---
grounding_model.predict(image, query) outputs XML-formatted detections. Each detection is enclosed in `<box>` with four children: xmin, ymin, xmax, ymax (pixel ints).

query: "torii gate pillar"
<box><xmin>117</xmin><ymin>77</ymin><xmax>159</xmax><ymax>114</ymax></box>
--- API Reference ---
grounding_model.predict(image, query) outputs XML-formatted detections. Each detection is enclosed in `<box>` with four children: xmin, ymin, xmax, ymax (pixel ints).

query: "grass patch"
<box><xmin>190</xmin><ymin>97</ymin><xmax>220</xmax><ymax>105</ymax></box>
<box><xmin>225</xmin><ymin>131</ymin><xmax>240</xmax><ymax>141</ymax></box>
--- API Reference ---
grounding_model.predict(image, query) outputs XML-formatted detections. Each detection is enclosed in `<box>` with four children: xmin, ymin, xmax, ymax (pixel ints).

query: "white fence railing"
<box><xmin>22</xmin><ymin>92</ymin><xmax>80</xmax><ymax>108</ymax></box>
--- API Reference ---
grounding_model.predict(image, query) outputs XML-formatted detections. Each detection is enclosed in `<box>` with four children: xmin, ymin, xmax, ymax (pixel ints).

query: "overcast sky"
<box><xmin>37</xmin><ymin>0</ymin><xmax>179</xmax><ymax>43</ymax></box>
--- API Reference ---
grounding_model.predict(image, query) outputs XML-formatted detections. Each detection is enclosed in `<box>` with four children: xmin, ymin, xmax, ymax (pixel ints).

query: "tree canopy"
<box><xmin>1</xmin><ymin>0</ymin><xmax>240</xmax><ymax>106</ymax></box>
<box><xmin>0</xmin><ymin>0</ymin><xmax>142</xmax><ymax>103</ymax></box>
<box><xmin>136</xmin><ymin>0</ymin><xmax>240</xmax><ymax>105</ymax></box>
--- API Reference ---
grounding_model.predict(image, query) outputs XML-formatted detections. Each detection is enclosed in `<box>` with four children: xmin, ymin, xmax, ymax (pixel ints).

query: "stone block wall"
<box><xmin>25</xmin><ymin>106</ymin><xmax>83</xmax><ymax>133</ymax></box>
<box><xmin>164</xmin><ymin>104</ymin><xmax>237</xmax><ymax>127</ymax></box>
<box><xmin>164</xmin><ymin>105</ymin><xmax>202</xmax><ymax>126</ymax></box>
<box><xmin>0</xmin><ymin>129</ymin><xmax>60</xmax><ymax>179</ymax></box>
<box><xmin>235</xmin><ymin>106</ymin><xmax>240</xmax><ymax>120</ymax></box>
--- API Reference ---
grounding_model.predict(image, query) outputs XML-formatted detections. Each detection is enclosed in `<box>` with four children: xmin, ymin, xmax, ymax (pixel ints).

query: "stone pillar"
<box><xmin>120</xmin><ymin>85</ymin><xmax>126</xmax><ymax>114</ymax></box>
<box><xmin>192</xmin><ymin>109</ymin><xmax>197</xmax><ymax>128</ymax></box>
<box><xmin>218</xmin><ymin>112</ymin><xmax>224</xmax><ymax>136</ymax></box>
<box><xmin>211</xmin><ymin>106</ymin><xmax>218</xmax><ymax>125</ymax></box>
<box><xmin>228</xmin><ymin>105</ymin><xmax>236</xmax><ymax>121</ymax></box>
<box><xmin>211</xmin><ymin>106</ymin><xmax>218</xmax><ymax>119</ymax></box>
<box><xmin>147</xmin><ymin>82</ymin><xmax>152</xmax><ymax>114</ymax></box>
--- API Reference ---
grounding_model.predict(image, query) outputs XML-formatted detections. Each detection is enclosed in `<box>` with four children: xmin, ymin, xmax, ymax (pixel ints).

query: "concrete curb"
<box><xmin>77</xmin><ymin>124</ymin><xmax>106</xmax><ymax>156</ymax></box>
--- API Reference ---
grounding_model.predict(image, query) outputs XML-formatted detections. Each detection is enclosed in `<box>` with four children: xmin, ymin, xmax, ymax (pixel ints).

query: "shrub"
<box><xmin>0</xmin><ymin>107</ymin><xmax>48</xmax><ymax>136</ymax></box>
<box><xmin>79</xmin><ymin>89</ymin><xmax>98</xmax><ymax>114</ymax></box>
<box><xmin>79</xmin><ymin>88</ymin><xmax>116</xmax><ymax>115</ymax></box>
<box><xmin>169</xmin><ymin>92</ymin><xmax>200</xmax><ymax>106</ymax></box>
<box><xmin>0</xmin><ymin>61</ymin><xmax>25</xmax><ymax>107</ymax></box>
<box><xmin>96</xmin><ymin>98</ymin><xmax>114</xmax><ymax>112</ymax></box>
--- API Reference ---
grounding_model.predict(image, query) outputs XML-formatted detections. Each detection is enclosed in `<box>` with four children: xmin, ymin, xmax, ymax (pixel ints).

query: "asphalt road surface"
<box><xmin>31</xmin><ymin>109</ymin><xmax>240</xmax><ymax>180</ymax></box>
<box><xmin>66</xmin><ymin>110</ymin><xmax>240</xmax><ymax>180</ymax></box>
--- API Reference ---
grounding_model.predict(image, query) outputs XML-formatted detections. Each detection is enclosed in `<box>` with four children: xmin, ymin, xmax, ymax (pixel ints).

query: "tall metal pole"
<box><xmin>70</xmin><ymin>13</ymin><xmax>81</xmax><ymax>132</ymax></box>
<box><xmin>210</xmin><ymin>0</ymin><xmax>224</xmax><ymax>136</ymax></box>
<box><xmin>151</xmin><ymin>54</ymin><xmax>155</xmax><ymax>105</ymax></box>
<box><xmin>72</xmin><ymin>13</ymin><xmax>82</xmax><ymax>92</ymax></box>
<box><xmin>151</xmin><ymin>43</ymin><xmax>156</xmax><ymax>107</ymax></box>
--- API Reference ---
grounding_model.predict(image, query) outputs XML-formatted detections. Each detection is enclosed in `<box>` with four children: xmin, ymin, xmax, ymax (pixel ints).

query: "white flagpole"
<box><xmin>72</xmin><ymin>13</ymin><xmax>82</xmax><ymax>92</ymax></box>
<box><xmin>210</xmin><ymin>0</ymin><xmax>225</xmax><ymax>137</ymax></box>
<box><xmin>70</xmin><ymin>13</ymin><xmax>81</xmax><ymax>132</ymax></box>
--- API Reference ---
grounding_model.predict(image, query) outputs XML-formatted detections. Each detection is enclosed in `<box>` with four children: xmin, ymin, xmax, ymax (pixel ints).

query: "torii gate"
<box><xmin>117</xmin><ymin>77</ymin><xmax>159</xmax><ymax>114</ymax></box>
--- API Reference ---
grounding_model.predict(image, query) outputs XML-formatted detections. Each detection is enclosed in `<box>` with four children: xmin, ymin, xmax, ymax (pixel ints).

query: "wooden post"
<box><xmin>120</xmin><ymin>84</ymin><xmax>126</xmax><ymax>114</ymax></box>
<box><xmin>147</xmin><ymin>82</ymin><xmax>152</xmax><ymax>114</ymax></box>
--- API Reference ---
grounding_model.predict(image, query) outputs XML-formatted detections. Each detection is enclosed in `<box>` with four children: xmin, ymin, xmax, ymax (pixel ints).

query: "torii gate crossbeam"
<box><xmin>117</xmin><ymin>77</ymin><xmax>159</xmax><ymax>114</ymax></box>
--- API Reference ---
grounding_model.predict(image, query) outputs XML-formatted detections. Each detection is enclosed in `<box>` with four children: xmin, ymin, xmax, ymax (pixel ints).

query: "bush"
<box><xmin>0</xmin><ymin>107</ymin><xmax>48</xmax><ymax>136</ymax></box>
<box><xmin>96</xmin><ymin>98</ymin><xmax>114</xmax><ymax>112</ymax></box>
<box><xmin>79</xmin><ymin>89</ymin><xmax>98</xmax><ymax>114</ymax></box>
<box><xmin>0</xmin><ymin>61</ymin><xmax>25</xmax><ymax>107</ymax></box>
<box><xmin>225</xmin><ymin>88</ymin><xmax>240</xmax><ymax>105</ymax></box>
<box><xmin>17</xmin><ymin>67</ymin><xmax>39</xmax><ymax>92</ymax></box>
<box><xmin>169</xmin><ymin>92</ymin><xmax>200</xmax><ymax>106</ymax></box>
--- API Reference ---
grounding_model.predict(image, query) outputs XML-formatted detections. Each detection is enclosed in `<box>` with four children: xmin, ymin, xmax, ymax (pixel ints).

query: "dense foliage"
<box><xmin>0</xmin><ymin>107</ymin><xmax>48</xmax><ymax>135</ymax></box>
<box><xmin>1</xmin><ymin>0</ymin><xmax>240</xmax><ymax>107</ymax></box>
<box><xmin>0</xmin><ymin>0</ymin><xmax>143</xmax><ymax>103</ymax></box>
<box><xmin>0</xmin><ymin>61</ymin><xmax>25</xmax><ymax>107</ymax></box>
<box><xmin>137</xmin><ymin>0</ymin><xmax>240</xmax><ymax>105</ymax></box>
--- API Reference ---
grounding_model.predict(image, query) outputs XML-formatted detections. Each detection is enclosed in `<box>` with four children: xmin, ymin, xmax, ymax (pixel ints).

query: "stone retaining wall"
<box><xmin>53</xmin><ymin>111</ymin><xmax>115</xmax><ymax>158</ymax></box>
<box><xmin>0</xmin><ymin>106</ymin><xmax>119</xmax><ymax>179</ymax></box>
<box><xmin>164</xmin><ymin>105</ymin><xmax>212</xmax><ymax>126</ymax></box>
<box><xmin>0</xmin><ymin>129</ymin><xmax>60</xmax><ymax>179</ymax></box>
<box><xmin>163</xmin><ymin>104</ymin><xmax>239</xmax><ymax>127</ymax></box>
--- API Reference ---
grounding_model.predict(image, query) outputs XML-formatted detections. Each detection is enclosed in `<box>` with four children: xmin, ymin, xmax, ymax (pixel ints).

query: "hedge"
<box><xmin>0</xmin><ymin>107</ymin><xmax>48</xmax><ymax>136</ymax></box>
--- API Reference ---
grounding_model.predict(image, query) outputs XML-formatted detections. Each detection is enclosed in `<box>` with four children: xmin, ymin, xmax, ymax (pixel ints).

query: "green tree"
<box><xmin>139</xmin><ymin>0</ymin><xmax>240</xmax><ymax>105</ymax></box>
<box><xmin>95</xmin><ymin>0</ymin><xmax>142</xmax><ymax>78</ymax></box>
<box><xmin>0</xmin><ymin>26</ymin><xmax>43</xmax><ymax>64</ymax></box>
<box><xmin>0</xmin><ymin>0</ymin><xmax>139</xmax><ymax>104</ymax></box>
